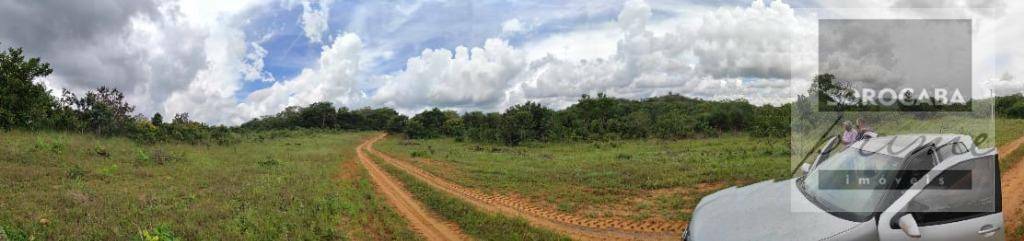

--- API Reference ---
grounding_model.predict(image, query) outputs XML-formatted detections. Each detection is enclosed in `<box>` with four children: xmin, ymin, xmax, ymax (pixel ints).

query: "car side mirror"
<box><xmin>800</xmin><ymin>163</ymin><xmax>811</xmax><ymax>174</ymax></box>
<box><xmin>897</xmin><ymin>214</ymin><xmax>922</xmax><ymax>238</ymax></box>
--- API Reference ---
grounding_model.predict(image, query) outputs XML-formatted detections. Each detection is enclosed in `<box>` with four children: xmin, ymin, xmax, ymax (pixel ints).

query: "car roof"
<box><xmin>850</xmin><ymin>134</ymin><xmax>974</xmax><ymax>158</ymax></box>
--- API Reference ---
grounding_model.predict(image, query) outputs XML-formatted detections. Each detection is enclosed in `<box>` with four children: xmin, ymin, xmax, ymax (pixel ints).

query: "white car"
<box><xmin>684</xmin><ymin>134</ymin><xmax>1004</xmax><ymax>241</ymax></box>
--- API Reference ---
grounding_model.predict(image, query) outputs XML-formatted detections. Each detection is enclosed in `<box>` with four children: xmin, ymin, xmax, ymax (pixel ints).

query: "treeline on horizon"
<box><xmin>241</xmin><ymin>93</ymin><xmax>790</xmax><ymax>145</ymax></box>
<box><xmin>6</xmin><ymin>44</ymin><xmax>1024</xmax><ymax>146</ymax></box>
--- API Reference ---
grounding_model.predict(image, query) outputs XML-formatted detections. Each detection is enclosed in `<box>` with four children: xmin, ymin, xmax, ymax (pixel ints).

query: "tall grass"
<box><xmin>0</xmin><ymin>130</ymin><xmax>416</xmax><ymax>240</ymax></box>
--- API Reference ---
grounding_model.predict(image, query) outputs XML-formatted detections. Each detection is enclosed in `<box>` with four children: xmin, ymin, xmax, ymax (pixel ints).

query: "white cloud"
<box><xmin>501</xmin><ymin>18</ymin><xmax>525</xmax><ymax>35</ymax></box>
<box><xmin>513</xmin><ymin>0</ymin><xmax>812</xmax><ymax>109</ymax></box>
<box><xmin>30</xmin><ymin>0</ymin><xmax>1024</xmax><ymax>125</ymax></box>
<box><xmin>691</xmin><ymin>0</ymin><xmax>815</xmax><ymax>80</ymax></box>
<box><xmin>238</xmin><ymin>33</ymin><xmax>364</xmax><ymax>121</ymax></box>
<box><xmin>157</xmin><ymin>0</ymin><xmax>275</xmax><ymax>125</ymax></box>
<box><xmin>521</xmin><ymin>23</ymin><xmax>621</xmax><ymax>62</ymax></box>
<box><xmin>372</xmin><ymin>38</ymin><xmax>526</xmax><ymax>114</ymax></box>
<box><xmin>300</xmin><ymin>0</ymin><xmax>332</xmax><ymax>43</ymax></box>
<box><xmin>242</xmin><ymin>42</ymin><xmax>275</xmax><ymax>82</ymax></box>
<box><xmin>364</xmin><ymin>0</ymin><xmax>815</xmax><ymax>116</ymax></box>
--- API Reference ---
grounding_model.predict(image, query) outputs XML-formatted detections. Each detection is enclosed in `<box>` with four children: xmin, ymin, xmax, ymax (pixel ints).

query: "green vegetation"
<box><xmin>375</xmin><ymin>134</ymin><xmax>790</xmax><ymax>222</ymax></box>
<box><xmin>241</xmin><ymin>93</ymin><xmax>789</xmax><ymax>146</ymax></box>
<box><xmin>997</xmin><ymin>118</ymin><xmax>1024</xmax><ymax>147</ymax></box>
<box><xmin>368</xmin><ymin>153</ymin><xmax>569</xmax><ymax>241</ymax></box>
<box><xmin>997</xmin><ymin>118</ymin><xmax>1024</xmax><ymax>171</ymax></box>
<box><xmin>996</xmin><ymin>94</ymin><xmax>1024</xmax><ymax>119</ymax></box>
<box><xmin>0</xmin><ymin>131</ymin><xmax>417</xmax><ymax>240</ymax></box>
<box><xmin>400</xmin><ymin>94</ymin><xmax>789</xmax><ymax>145</ymax></box>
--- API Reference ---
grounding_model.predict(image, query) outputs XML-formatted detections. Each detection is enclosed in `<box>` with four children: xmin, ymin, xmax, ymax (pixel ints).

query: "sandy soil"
<box><xmin>998</xmin><ymin>136</ymin><xmax>1024</xmax><ymax>237</ymax></box>
<box><xmin>354</xmin><ymin>135</ymin><xmax>467</xmax><ymax>241</ymax></box>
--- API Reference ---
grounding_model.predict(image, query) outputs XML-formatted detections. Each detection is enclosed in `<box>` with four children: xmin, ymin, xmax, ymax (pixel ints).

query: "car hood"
<box><xmin>687</xmin><ymin>179</ymin><xmax>864</xmax><ymax>241</ymax></box>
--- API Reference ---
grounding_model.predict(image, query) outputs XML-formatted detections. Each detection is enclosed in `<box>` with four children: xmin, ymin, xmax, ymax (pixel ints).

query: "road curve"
<box><xmin>354</xmin><ymin>135</ymin><xmax>466</xmax><ymax>241</ymax></box>
<box><xmin>364</xmin><ymin>134</ymin><xmax>685</xmax><ymax>241</ymax></box>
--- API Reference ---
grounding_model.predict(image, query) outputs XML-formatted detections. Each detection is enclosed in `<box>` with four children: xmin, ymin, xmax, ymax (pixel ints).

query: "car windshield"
<box><xmin>799</xmin><ymin>146</ymin><xmax>904</xmax><ymax>221</ymax></box>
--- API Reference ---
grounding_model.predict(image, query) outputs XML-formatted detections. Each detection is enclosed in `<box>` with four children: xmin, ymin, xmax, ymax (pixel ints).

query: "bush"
<box><xmin>66</xmin><ymin>164</ymin><xmax>86</xmax><ymax>180</ymax></box>
<box><xmin>135</xmin><ymin>225</ymin><xmax>180</xmax><ymax>241</ymax></box>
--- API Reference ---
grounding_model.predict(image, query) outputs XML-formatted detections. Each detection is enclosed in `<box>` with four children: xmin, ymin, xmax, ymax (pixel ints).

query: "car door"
<box><xmin>877</xmin><ymin>152</ymin><xmax>1003</xmax><ymax>241</ymax></box>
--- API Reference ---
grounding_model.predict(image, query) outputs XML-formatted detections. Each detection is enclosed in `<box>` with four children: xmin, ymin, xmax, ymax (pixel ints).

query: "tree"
<box><xmin>66</xmin><ymin>87</ymin><xmax>135</xmax><ymax>136</ymax></box>
<box><xmin>0</xmin><ymin>43</ymin><xmax>55</xmax><ymax>129</ymax></box>
<box><xmin>410</xmin><ymin>108</ymin><xmax>447</xmax><ymax>138</ymax></box>
<box><xmin>499</xmin><ymin>102</ymin><xmax>553</xmax><ymax>145</ymax></box>
<box><xmin>151</xmin><ymin>113</ymin><xmax>164</xmax><ymax>126</ymax></box>
<box><xmin>299</xmin><ymin>102</ymin><xmax>337</xmax><ymax>129</ymax></box>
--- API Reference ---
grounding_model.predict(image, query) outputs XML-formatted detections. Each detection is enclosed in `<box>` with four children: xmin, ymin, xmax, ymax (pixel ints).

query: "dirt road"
<box><xmin>363</xmin><ymin>134</ymin><xmax>684</xmax><ymax>241</ymax></box>
<box><xmin>999</xmin><ymin>136</ymin><xmax>1024</xmax><ymax>237</ymax></box>
<box><xmin>354</xmin><ymin>135</ymin><xmax>466</xmax><ymax>241</ymax></box>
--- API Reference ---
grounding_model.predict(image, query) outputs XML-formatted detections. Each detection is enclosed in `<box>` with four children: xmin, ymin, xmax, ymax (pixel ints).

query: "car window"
<box><xmin>935</xmin><ymin>142</ymin><xmax>967</xmax><ymax>162</ymax></box>
<box><xmin>894</xmin><ymin>148</ymin><xmax>937</xmax><ymax>191</ymax></box>
<box><xmin>905</xmin><ymin>155</ymin><xmax>998</xmax><ymax>226</ymax></box>
<box><xmin>906</xmin><ymin>148</ymin><xmax>937</xmax><ymax>170</ymax></box>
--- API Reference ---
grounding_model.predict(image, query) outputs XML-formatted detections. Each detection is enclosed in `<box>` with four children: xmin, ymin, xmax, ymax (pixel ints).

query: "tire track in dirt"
<box><xmin>354</xmin><ymin>136</ymin><xmax>467</xmax><ymax>241</ymax></box>
<box><xmin>999</xmin><ymin>135</ymin><xmax>1024</xmax><ymax>237</ymax></box>
<box><xmin>364</xmin><ymin>134</ymin><xmax>685</xmax><ymax>241</ymax></box>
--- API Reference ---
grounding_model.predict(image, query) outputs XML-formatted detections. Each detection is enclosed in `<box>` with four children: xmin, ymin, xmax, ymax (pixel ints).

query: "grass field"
<box><xmin>996</xmin><ymin>118</ymin><xmax>1024</xmax><ymax>147</ymax></box>
<box><xmin>0</xmin><ymin>130</ymin><xmax>418</xmax><ymax>240</ymax></box>
<box><xmin>3</xmin><ymin>117</ymin><xmax>1022</xmax><ymax>240</ymax></box>
<box><xmin>375</xmin><ymin>118</ymin><xmax>1024</xmax><ymax>224</ymax></box>
<box><xmin>375</xmin><ymin>134</ymin><xmax>790</xmax><ymax>222</ymax></box>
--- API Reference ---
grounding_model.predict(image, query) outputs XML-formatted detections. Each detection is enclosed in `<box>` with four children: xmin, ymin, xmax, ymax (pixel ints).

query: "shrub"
<box><xmin>93</xmin><ymin>145</ymin><xmax>110</xmax><ymax>158</ymax></box>
<box><xmin>97</xmin><ymin>164</ymin><xmax>118</xmax><ymax>179</ymax></box>
<box><xmin>66</xmin><ymin>164</ymin><xmax>86</xmax><ymax>180</ymax></box>
<box><xmin>136</xmin><ymin>226</ymin><xmax>179</xmax><ymax>241</ymax></box>
<box><xmin>258</xmin><ymin>156</ymin><xmax>282</xmax><ymax>167</ymax></box>
<box><xmin>136</xmin><ymin>149</ymin><xmax>150</xmax><ymax>164</ymax></box>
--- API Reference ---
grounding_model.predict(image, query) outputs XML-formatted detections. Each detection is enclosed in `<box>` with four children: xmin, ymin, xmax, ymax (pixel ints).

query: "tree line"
<box><xmin>1</xmin><ymin>44</ymin><xmax>235</xmax><ymax>145</ymax></box>
<box><xmin>237</xmin><ymin>92</ymin><xmax>791</xmax><ymax>145</ymax></box>
<box><xmin>5</xmin><ymin>43</ymin><xmax>1024</xmax><ymax>146</ymax></box>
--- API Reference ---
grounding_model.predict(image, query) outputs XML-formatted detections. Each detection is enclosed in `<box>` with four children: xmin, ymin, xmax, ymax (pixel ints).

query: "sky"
<box><xmin>0</xmin><ymin>0</ymin><xmax>1020</xmax><ymax>125</ymax></box>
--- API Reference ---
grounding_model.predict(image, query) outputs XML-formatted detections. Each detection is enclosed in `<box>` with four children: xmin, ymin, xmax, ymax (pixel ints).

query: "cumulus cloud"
<box><xmin>0</xmin><ymin>0</ymin><xmax>255</xmax><ymax>119</ymax></box>
<box><xmin>300</xmin><ymin>0</ymin><xmax>333</xmax><ymax>43</ymax></box>
<box><xmin>242</xmin><ymin>42</ymin><xmax>275</xmax><ymax>82</ymax></box>
<box><xmin>363</xmin><ymin>0</ymin><xmax>815</xmax><ymax>114</ymax></box>
<box><xmin>989</xmin><ymin>72</ymin><xmax>1023</xmax><ymax>96</ymax></box>
<box><xmin>691</xmin><ymin>0</ymin><xmax>814</xmax><ymax>80</ymax></box>
<box><xmin>372</xmin><ymin>38</ymin><xmax>526</xmax><ymax>113</ymax></box>
<box><xmin>34</xmin><ymin>0</ymin><xmax>1012</xmax><ymax>125</ymax></box>
<box><xmin>238</xmin><ymin>33</ymin><xmax>364</xmax><ymax>120</ymax></box>
<box><xmin>512</xmin><ymin>0</ymin><xmax>812</xmax><ymax>109</ymax></box>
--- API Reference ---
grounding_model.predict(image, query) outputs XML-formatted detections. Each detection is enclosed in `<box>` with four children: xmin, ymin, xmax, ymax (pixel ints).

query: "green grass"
<box><xmin>375</xmin><ymin>134</ymin><xmax>790</xmax><ymax>222</ymax></box>
<box><xmin>367</xmin><ymin>153</ymin><xmax>569</xmax><ymax>241</ymax></box>
<box><xmin>0</xmin><ymin>130</ymin><xmax>417</xmax><ymax>240</ymax></box>
<box><xmin>374</xmin><ymin>118</ymin><xmax>1024</xmax><ymax>223</ymax></box>
<box><xmin>996</xmin><ymin>118</ymin><xmax>1024</xmax><ymax>172</ymax></box>
<box><xmin>996</xmin><ymin>118</ymin><xmax>1024</xmax><ymax>147</ymax></box>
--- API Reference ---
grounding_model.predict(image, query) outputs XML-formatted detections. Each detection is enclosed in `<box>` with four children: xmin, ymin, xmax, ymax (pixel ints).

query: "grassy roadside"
<box><xmin>997</xmin><ymin>118</ymin><xmax>1024</xmax><ymax>172</ymax></box>
<box><xmin>366</xmin><ymin>152</ymin><xmax>569</xmax><ymax>241</ymax></box>
<box><xmin>0</xmin><ymin>130</ymin><xmax>417</xmax><ymax>240</ymax></box>
<box><xmin>997</xmin><ymin>118</ymin><xmax>1024</xmax><ymax>147</ymax></box>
